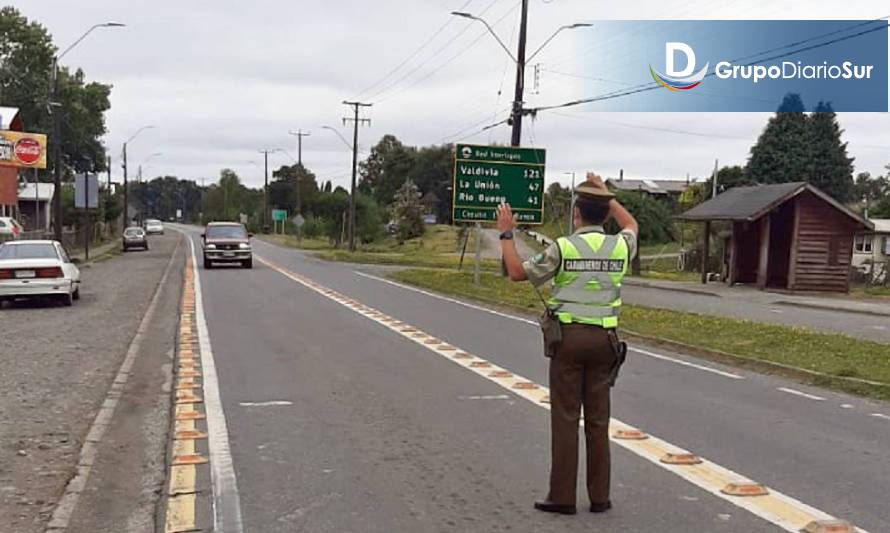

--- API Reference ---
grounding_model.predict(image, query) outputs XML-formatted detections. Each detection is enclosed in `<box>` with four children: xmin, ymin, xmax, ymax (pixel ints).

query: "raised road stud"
<box><xmin>721</xmin><ymin>482</ymin><xmax>769</xmax><ymax>496</ymax></box>
<box><xmin>660</xmin><ymin>453</ymin><xmax>703</xmax><ymax>465</ymax></box>
<box><xmin>613</xmin><ymin>429</ymin><xmax>649</xmax><ymax>440</ymax></box>
<box><xmin>800</xmin><ymin>519</ymin><xmax>858</xmax><ymax>533</ymax></box>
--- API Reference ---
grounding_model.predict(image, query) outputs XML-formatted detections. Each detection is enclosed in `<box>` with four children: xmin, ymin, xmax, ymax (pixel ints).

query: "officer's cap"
<box><xmin>574</xmin><ymin>180</ymin><xmax>614</xmax><ymax>201</ymax></box>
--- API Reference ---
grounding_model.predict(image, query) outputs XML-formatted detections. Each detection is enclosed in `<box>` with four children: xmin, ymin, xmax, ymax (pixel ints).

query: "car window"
<box><xmin>206</xmin><ymin>225</ymin><xmax>247</xmax><ymax>239</ymax></box>
<box><xmin>0</xmin><ymin>243</ymin><xmax>59</xmax><ymax>260</ymax></box>
<box><xmin>125</xmin><ymin>228</ymin><xmax>145</xmax><ymax>236</ymax></box>
<box><xmin>56</xmin><ymin>244</ymin><xmax>71</xmax><ymax>263</ymax></box>
<box><xmin>0</xmin><ymin>220</ymin><xmax>6</xmax><ymax>228</ymax></box>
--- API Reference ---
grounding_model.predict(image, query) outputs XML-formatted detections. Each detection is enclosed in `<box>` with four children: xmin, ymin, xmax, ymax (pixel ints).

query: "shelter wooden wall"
<box><xmin>790</xmin><ymin>191</ymin><xmax>857</xmax><ymax>292</ymax></box>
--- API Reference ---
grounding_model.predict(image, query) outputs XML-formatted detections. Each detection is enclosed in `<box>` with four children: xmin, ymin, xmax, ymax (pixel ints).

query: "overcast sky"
<box><xmin>13</xmin><ymin>0</ymin><xmax>890</xmax><ymax>190</ymax></box>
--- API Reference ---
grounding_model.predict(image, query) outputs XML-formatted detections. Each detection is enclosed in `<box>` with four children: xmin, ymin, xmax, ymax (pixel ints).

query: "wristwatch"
<box><xmin>499</xmin><ymin>230</ymin><xmax>514</xmax><ymax>240</ymax></box>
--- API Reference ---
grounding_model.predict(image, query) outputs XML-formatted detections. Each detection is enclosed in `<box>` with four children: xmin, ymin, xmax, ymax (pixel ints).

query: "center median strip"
<box><xmin>256</xmin><ymin>253</ymin><xmax>865</xmax><ymax>533</ymax></box>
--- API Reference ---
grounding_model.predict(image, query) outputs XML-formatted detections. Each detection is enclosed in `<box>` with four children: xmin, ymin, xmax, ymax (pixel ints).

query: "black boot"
<box><xmin>589</xmin><ymin>501</ymin><xmax>612</xmax><ymax>513</ymax></box>
<box><xmin>534</xmin><ymin>501</ymin><xmax>577</xmax><ymax>515</ymax></box>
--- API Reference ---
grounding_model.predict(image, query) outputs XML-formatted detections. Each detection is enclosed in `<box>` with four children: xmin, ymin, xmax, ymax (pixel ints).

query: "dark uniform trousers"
<box><xmin>547</xmin><ymin>323</ymin><xmax>617</xmax><ymax>506</ymax></box>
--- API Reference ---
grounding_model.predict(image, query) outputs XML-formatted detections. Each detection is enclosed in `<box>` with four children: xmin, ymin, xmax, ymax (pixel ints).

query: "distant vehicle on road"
<box><xmin>0</xmin><ymin>240</ymin><xmax>81</xmax><ymax>307</ymax></box>
<box><xmin>144</xmin><ymin>219</ymin><xmax>164</xmax><ymax>235</ymax></box>
<box><xmin>122</xmin><ymin>227</ymin><xmax>149</xmax><ymax>251</ymax></box>
<box><xmin>202</xmin><ymin>222</ymin><xmax>252</xmax><ymax>269</ymax></box>
<box><xmin>0</xmin><ymin>216</ymin><xmax>24</xmax><ymax>242</ymax></box>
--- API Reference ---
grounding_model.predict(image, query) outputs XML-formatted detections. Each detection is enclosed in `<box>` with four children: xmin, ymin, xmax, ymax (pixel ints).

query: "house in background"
<box><xmin>17</xmin><ymin>182</ymin><xmax>54</xmax><ymax>233</ymax></box>
<box><xmin>0</xmin><ymin>106</ymin><xmax>24</xmax><ymax>218</ymax></box>
<box><xmin>679</xmin><ymin>182</ymin><xmax>872</xmax><ymax>293</ymax></box>
<box><xmin>852</xmin><ymin>219</ymin><xmax>890</xmax><ymax>283</ymax></box>
<box><xmin>605</xmin><ymin>171</ymin><xmax>696</xmax><ymax>206</ymax></box>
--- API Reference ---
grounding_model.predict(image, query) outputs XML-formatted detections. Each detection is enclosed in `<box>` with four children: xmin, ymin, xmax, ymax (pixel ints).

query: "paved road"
<box><xmin>621</xmin><ymin>283</ymin><xmax>890</xmax><ymax>343</ymax></box>
<box><xmin>1</xmin><ymin>233</ymin><xmax>182</xmax><ymax>533</ymax></box>
<box><xmin>178</xmin><ymin>227</ymin><xmax>890</xmax><ymax>533</ymax></box>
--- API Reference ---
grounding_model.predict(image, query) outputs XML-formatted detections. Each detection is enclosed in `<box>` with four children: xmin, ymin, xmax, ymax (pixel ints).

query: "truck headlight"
<box><xmin>206</xmin><ymin>244</ymin><xmax>217</xmax><ymax>249</ymax></box>
<box><xmin>239</xmin><ymin>243</ymin><xmax>250</xmax><ymax>250</ymax></box>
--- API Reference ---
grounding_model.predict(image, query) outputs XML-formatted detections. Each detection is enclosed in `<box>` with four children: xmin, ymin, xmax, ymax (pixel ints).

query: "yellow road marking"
<box><xmin>164</xmin><ymin>493</ymin><xmax>196</xmax><ymax>532</ymax></box>
<box><xmin>257</xmin><ymin>254</ymin><xmax>867</xmax><ymax>533</ymax></box>
<box><xmin>165</xmin><ymin>246</ymin><xmax>207</xmax><ymax>532</ymax></box>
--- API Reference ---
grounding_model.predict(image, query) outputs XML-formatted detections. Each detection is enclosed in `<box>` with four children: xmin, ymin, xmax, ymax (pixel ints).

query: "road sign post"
<box><xmin>75</xmin><ymin>173</ymin><xmax>98</xmax><ymax>260</ymax></box>
<box><xmin>452</xmin><ymin>144</ymin><xmax>546</xmax><ymax>285</ymax></box>
<box><xmin>272</xmin><ymin>209</ymin><xmax>287</xmax><ymax>235</ymax></box>
<box><xmin>452</xmin><ymin>143</ymin><xmax>546</xmax><ymax>224</ymax></box>
<box><xmin>292</xmin><ymin>214</ymin><xmax>305</xmax><ymax>242</ymax></box>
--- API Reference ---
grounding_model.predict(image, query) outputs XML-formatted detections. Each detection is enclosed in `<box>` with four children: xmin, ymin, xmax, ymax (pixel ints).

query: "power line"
<box><xmin>364</xmin><ymin>0</ymin><xmax>507</xmax><ymax>102</ymax></box>
<box><xmin>352</xmin><ymin>0</ymin><xmax>476</xmax><ymax>100</ymax></box>
<box><xmin>549</xmin><ymin>110</ymin><xmax>749</xmax><ymax>140</ymax></box>
<box><xmin>370</xmin><ymin>0</ymin><xmax>519</xmax><ymax>104</ymax></box>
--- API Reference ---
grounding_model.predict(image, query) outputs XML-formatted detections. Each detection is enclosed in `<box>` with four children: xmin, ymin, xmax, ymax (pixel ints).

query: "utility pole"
<box><xmin>289</xmin><ymin>129</ymin><xmax>311</xmax><ymax>214</ymax></box>
<box><xmin>51</xmin><ymin>60</ymin><xmax>63</xmax><ymax>241</ymax></box>
<box><xmin>510</xmin><ymin>0</ymin><xmax>530</xmax><ymax>148</ymax></box>
<box><xmin>122</xmin><ymin>143</ymin><xmax>128</xmax><ymax>229</ymax></box>
<box><xmin>259</xmin><ymin>149</ymin><xmax>276</xmax><ymax>232</ymax></box>
<box><xmin>342</xmin><ymin>101</ymin><xmax>372</xmax><ymax>252</ymax></box>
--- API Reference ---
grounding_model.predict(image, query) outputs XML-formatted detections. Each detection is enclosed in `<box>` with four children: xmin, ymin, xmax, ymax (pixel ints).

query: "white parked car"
<box><xmin>144</xmin><ymin>219</ymin><xmax>164</xmax><ymax>235</ymax></box>
<box><xmin>0</xmin><ymin>240</ymin><xmax>81</xmax><ymax>307</ymax></box>
<box><xmin>0</xmin><ymin>216</ymin><xmax>24</xmax><ymax>241</ymax></box>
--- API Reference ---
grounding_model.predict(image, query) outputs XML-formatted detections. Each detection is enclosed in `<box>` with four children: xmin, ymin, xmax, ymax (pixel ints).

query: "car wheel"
<box><xmin>60</xmin><ymin>293</ymin><xmax>73</xmax><ymax>307</ymax></box>
<box><xmin>243</xmin><ymin>259</ymin><xmax>253</xmax><ymax>269</ymax></box>
<box><xmin>203</xmin><ymin>255</ymin><xmax>212</xmax><ymax>269</ymax></box>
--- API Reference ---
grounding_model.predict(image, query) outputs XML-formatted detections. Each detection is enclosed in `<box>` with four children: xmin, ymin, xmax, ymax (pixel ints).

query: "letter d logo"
<box><xmin>666</xmin><ymin>42</ymin><xmax>696</xmax><ymax>77</ymax></box>
<box><xmin>649</xmin><ymin>42</ymin><xmax>709</xmax><ymax>92</ymax></box>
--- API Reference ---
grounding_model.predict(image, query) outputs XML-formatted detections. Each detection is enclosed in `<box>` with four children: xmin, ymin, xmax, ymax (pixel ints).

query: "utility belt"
<box><xmin>534</xmin><ymin>287</ymin><xmax>627</xmax><ymax>387</ymax></box>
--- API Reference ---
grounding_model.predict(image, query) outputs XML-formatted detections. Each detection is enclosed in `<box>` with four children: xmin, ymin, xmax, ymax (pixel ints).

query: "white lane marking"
<box><xmin>263</xmin><ymin>257</ymin><xmax>860</xmax><ymax>533</ymax></box>
<box><xmin>459</xmin><ymin>395</ymin><xmax>511</xmax><ymax>400</ymax></box>
<box><xmin>840</xmin><ymin>404</ymin><xmax>854</xmax><ymax>409</ymax></box>
<box><xmin>871</xmin><ymin>325</ymin><xmax>887</xmax><ymax>331</ymax></box>
<box><xmin>770</xmin><ymin>308</ymin><xmax>784</xmax><ymax>314</ymax></box>
<box><xmin>871</xmin><ymin>413</ymin><xmax>890</xmax><ymax>421</ymax></box>
<box><xmin>354</xmin><ymin>271</ymin><xmax>744</xmax><ymax>381</ymax></box>
<box><xmin>777</xmin><ymin>387</ymin><xmax>826</xmax><ymax>401</ymax></box>
<box><xmin>186</xmin><ymin>232</ymin><xmax>245</xmax><ymax>533</ymax></box>
<box><xmin>239</xmin><ymin>401</ymin><xmax>293</xmax><ymax>407</ymax></box>
<box><xmin>630</xmin><ymin>347</ymin><xmax>744</xmax><ymax>380</ymax></box>
<box><xmin>47</xmin><ymin>235</ymin><xmax>181</xmax><ymax>531</ymax></box>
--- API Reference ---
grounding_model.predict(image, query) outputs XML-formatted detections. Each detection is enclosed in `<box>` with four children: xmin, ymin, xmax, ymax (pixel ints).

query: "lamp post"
<box><xmin>121</xmin><ymin>125</ymin><xmax>155</xmax><ymax>229</ymax></box>
<box><xmin>137</xmin><ymin>152</ymin><xmax>163</xmax><ymax>182</ymax></box>
<box><xmin>451</xmin><ymin>9</ymin><xmax>591</xmax><ymax>147</ymax></box>
<box><xmin>564</xmin><ymin>172</ymin><xmax>576</xmax><ymax>233</ymax></box>
<box><xmin>51</xmin><ymin>22</ymin><xmax>125</xmax><ymax>241</ymax></box>
<box><xmin>258</xmin><ymin>149</ymin><xmax>280</xmax><ymax>232</ymax></box>
<box><xmin>320</xmin><ymin>125</ymin><xmax>354</xmax><ymax>151</ymax></box>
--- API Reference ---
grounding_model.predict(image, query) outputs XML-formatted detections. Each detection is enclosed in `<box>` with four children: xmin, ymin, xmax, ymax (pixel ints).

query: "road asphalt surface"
<box><xmin>174</xmin><ymin>226</ymin><xmax>890</xmax><ymax>533</ymax></box>
<box><xmin>1</xmin><ymin>233</ymin><xmax>183</xmax><ymax>533</ymax></box>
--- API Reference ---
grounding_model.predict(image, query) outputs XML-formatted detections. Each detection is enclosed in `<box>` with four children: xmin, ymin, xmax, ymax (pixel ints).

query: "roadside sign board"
<box><xmin>0</xmin><ymin>130</ymin><xmax>47</xmax><ymax>169</ymax></box>
<box><xmin>452</xmin><ymin>143</ymin><xmax>545</xmax><ymax>224</ymax></box>
<box><xmin>271</xmin><ymin>209</ymin><xmax>287</xmax><ymax>222</ymax></box>
<box><xmin>292</xmin><ymin>214</ymin><xmax>305</xmax><ymax>228</ymax></box>
<box><xmin>74</xmin><ymin>173</ymin><xmax>99</xmax><ymax>209</ymax></box>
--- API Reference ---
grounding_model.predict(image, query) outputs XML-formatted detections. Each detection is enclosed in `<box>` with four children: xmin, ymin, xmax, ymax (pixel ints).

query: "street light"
<box><xmin>137</xmin><ymin>152</ymin><xmax>163</xmax><ymax>182</ymax></box>
<box><xmin>450</xmin><ymin>8</ymin><xmax>591</xmax><ymax>146</ymax></box>
<box><xmin>122</xmin><ymin>125</ymin><xmax>155</xmax><ymax>229</ymax></box>
<box><xmin>51</xmin><ymin>21</ymin><xmax>125</xmax><ymax>240</ymax></box>
<box><xmin>320</xmin><ymin>125</ymin><xmax>355</xmax><ymax>151</ymax></box>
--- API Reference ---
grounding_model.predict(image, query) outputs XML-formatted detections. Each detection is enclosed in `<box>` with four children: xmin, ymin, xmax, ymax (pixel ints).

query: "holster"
<box><xmin>539</xmin><ymin>307</ymin><xmax>563</xmax><ymax>358</ymax></box>
<box><xmin>607</xmin><ymin>330</ymin><xmax>627</xmax><ymax>387</ymax></box>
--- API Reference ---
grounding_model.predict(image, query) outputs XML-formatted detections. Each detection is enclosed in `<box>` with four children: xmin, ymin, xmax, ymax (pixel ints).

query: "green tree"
<box><xmin>707</xmin><ymin>165</ymin><xmax>756</xmax><ymax>194</ymax></box>
<box><xmin>359</xmin><ymin>134</ymin><xmax>416</xmax><ymax>206</ymax></box>
<box><xmin>355</xmin><ymin>192</ymin><xmax>384</xmax><ymax>244</ymax></box>
<box><xmin>607</xmin><ymin>190</ymin><xmax>675</xmax><ymax>245</ymax></box>
<box><xmin>746</xmin><ymin>93</ymin><xmax>811</xmax><ymax>185</ymax></box>
<box><xmin>270</xmin><ymin>163</ymin><xmax>319</xmax><ymax>213</ymax></box>
<box><xmin>391</xmin><ymin>179</ymin><xmax>424</xmax><ymax>242</ymax></box>
<box><xmin>0</xmin><ymin>7</ymin><xmax>111</xmax><ymax>173</ymax></box>
<box><xmin>410</xmin><ymin>144</ymin><xmax>453</xmax><ymax>223</ymax></box>
<box><xmin>807</xmin><ymin>102</ymin><xmax>854</xmax><ymax>202</ymax></box>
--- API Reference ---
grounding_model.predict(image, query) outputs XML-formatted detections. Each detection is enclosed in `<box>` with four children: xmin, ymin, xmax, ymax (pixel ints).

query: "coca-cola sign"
<box><xmin>14</xmin><ymin>138</ymin><xmax>42</xmax><ymax>165</ymax></box>
<box><xmin>0</xmin><ymin>131</ymin><xmax>47</xmax><ymax>169</ymax></box>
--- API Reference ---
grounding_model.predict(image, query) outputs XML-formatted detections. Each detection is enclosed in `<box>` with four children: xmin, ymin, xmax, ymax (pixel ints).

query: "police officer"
<box><xmin>496</xmin><ymin>172</ymin><xmax>638</xmax><ymax>515</ymax></box>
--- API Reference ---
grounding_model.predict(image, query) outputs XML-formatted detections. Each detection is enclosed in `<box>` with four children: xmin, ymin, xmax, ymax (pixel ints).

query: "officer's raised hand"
<box><xmin>496</xmin><ymin>202</ymin><xmax>516</xmax><ymax>233</ymax></box>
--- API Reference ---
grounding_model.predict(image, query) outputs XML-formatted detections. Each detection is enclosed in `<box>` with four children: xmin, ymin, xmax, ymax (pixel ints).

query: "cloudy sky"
<box><xmin>14</xmin><ymin>0</ymin><xmax>890</xmax><ymax>190</ymax></box>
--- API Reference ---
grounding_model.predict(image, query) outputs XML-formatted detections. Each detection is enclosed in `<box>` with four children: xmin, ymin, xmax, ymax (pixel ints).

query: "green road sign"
<box><xmin>452</xmin><ymin>143</ymin><xmax>545</xmax><ymax>224</ymax></box>
<box><xmin>271</xmin><ymin>209</ymin><xmax>288</xmax><ymax>222</ymax></box>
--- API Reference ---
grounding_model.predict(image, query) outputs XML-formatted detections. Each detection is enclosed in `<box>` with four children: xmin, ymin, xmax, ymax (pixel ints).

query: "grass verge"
<box><xmin>388</xmin><ymin>268</ymin><xmax>890</xmax><ymax>401</ymax></box>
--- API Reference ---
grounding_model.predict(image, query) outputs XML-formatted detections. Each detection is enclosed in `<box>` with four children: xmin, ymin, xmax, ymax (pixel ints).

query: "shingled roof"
<box><xmin>678</xmin><ymin>182</ymin><xmax>872</xmax><ymax>229</ymax></box>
